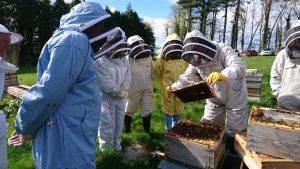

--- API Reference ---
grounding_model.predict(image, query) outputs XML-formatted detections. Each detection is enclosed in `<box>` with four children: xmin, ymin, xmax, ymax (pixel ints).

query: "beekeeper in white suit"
<box><xmin>270</xmin><ymin>20</ymin><xmax>300</xmax><ymax>111</ymax></box>
<box><xmin>0</xmin><ymin>24</ymin><xmax>23</xmax><ymax>169</ymax></box>
<box><xmin>124</xmin><ymin>35</ymin><xmax>154</xmax><ymax>133</ymax></box>
<box><xmin>168</xmin><ymin>30</ymin><xmax>247</xmax><ymax>152</ymax></box>
<box><xmin>95</xmin><ymin>30</ymin><xmax>131</xmax><ymax>151</ymax></box>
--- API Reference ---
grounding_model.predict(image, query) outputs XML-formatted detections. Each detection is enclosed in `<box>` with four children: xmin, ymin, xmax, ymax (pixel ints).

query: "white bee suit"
<box><xmin>125</xmin><ymin>56</ymin><xmax>154</xmax><ymax>117</ymax></box>
<box><xmin>95</xmin><ymin>55</ymin><xmax>131</xmax><ymax>151</ymax></box>
<box><xmin>172</xmin><ymin>31</ymin><xmax>247</xmax><ymax>136</ymax></box>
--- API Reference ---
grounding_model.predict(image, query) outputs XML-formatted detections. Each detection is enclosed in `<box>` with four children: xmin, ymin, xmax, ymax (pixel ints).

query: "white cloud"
<box><xmin>142</xmin><ymin>16</ymin><xmax>168</xmax><ymax>53</ymax></box>
<box><xmin>165</xmin><ymin>0</ymin><xmax>178</xmax><ymax>4</ymax></box>
<box><xmin>108</xmin><ymin>6</ymin><xmax>117</xmax><ymax>13</ymax></box>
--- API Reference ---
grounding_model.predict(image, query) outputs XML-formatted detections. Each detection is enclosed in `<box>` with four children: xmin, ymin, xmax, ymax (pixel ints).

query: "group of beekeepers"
<box><xmin>0</xmin><ymin>1</ymin><xmax>299</xmax><ymax>169</ymax></box>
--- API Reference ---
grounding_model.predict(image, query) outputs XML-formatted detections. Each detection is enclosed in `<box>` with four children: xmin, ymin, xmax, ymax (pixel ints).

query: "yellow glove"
<box><xmin>166</xmin><ymin>86</ymin><xmax>176</xmax><ymax>95</ymax></box>
<box><xmin>206</xmin><ymin>72</ymin><xmax>227</xmax><ymax>84</ymax></box>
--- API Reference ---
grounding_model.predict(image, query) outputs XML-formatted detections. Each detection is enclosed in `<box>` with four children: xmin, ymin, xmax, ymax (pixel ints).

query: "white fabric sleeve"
<box><xmin>270</xmin><ymin>51</ymin><xmax>284</xmax><ymax>97</ymax></box>
<box><xmin>94</xmin><ymin>58</ymin><xmax>118</xmax><ymax>94</ymax></box>
<box><xmin>172</xmin><ymin>64</ymin><xmax>202</xmax><ymax>89</ymax></box>
<box><xmin>218</xmin><ymin>43</ymin><xmax>246</xmax><ymax>79</ymax></box>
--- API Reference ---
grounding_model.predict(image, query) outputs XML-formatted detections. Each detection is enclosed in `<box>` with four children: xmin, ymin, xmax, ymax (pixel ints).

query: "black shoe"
<box><xmin>124</xmin><ymin>115</ymin><xmax>132</xmax><ymax>133</ymax></box>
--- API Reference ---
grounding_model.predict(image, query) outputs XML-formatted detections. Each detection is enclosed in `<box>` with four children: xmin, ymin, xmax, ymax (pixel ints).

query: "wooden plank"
<box><xmin>19</xmin><ymin>85</ymin><xmax>31</xmax><ymax>90</ymax></box>
<box><xmin>247</xmin><ymin>96</ymin><xmax>260</xmax><ymax>101</ymax></box>
<box><xmin>246</xmin><ymin>82</ymin><xmax>262</xmax><ymax>88</ymax></box>
<box><xmin>247</xmin><ymin>88</ymin><xmax>261</xmax><ymax>94</ymax></box>
<box><xmin>165</xmin><ymin>135</ymin><xmax>214</xmax><ymax>168</ymax></box>
<box><xmin>246</xmin><ymin>77</ymin><xmax>263</xmax><ymax>82</ymax></box>
<box><xmin>213</xmin><ymin>130</ymin><xmax>225</xmax><ymax>168</ymax></box>
<box><xmin>247</xmin><ymin>93</ymin><xmax>261</xmax><ymax>97</ymax></box>
<box><xmin>235</xmin><ymin>133</ymin><xmax>300</xmax><ymax>169</ymax></box>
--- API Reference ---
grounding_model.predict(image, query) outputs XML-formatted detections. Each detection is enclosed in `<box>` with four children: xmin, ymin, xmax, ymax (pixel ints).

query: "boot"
<box><xmin>124</xmin><ymin>115</ymin><xmax>132</xmax><ymax>133</ymax></box>
<box><xmin>225</xmin><ymin>134</ymin><xmax>237</xmax><ymax>154</ymax></box>
<box><xmin>142</xmin><ymin>115</ymin><xmax>151</xmax><ymax>133</ymax></box>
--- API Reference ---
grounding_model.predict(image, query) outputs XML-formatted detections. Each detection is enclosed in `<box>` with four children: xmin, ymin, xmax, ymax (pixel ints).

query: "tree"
<box><xmin>260</xmin><ymin>0</ymin><xmax>273</xmax><ymax>49</ymax></box>
<box><xmin>53</xmin><ymin>0</ymin><xmax>70</xmax><ymax>29</ymax></box>
<box><xmin>35</xmin><ymin>0</ymin><xmax>55</xmax><ymax>52</ymax></box>
<box><xmin>107</xmin><ymin>5</ymin><xmax>156</xmax><ymax>53</ymax></box>
<box><xmin>70</xmin><ymin>0</ymin><xmax>81</xmax><ymax>8</ymax></box>
<box><xmin>231</xmin><ymin>0</ymin><xmax>242</xmax><ymax>49</ymax></box>
<box><xmin>240</xmin><ymin>0</ymin><xmax>250</xmax><ymax>52</ymax></box>
<box><xmin>219</xmin><ymin>0</ymin><xmax>235</xmax><ymax>43</ymax></box>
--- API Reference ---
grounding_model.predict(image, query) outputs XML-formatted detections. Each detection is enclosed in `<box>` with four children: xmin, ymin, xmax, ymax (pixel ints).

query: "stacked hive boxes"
<box><xmin>245</xmin><ymin>69</ymin><xmax>263</xmax><ymax>101</ymax></box>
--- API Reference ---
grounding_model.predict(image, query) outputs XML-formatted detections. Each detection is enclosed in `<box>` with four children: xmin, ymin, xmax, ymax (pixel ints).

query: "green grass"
<box><xmin>17</xmin><ymin>66</ymin><xmax>37</xmax><ymax>86</ymax></box>
<box><xmin>4</xmin><ymin>56</ymin><xmax>278</xmax><ymax>168</ymax></box>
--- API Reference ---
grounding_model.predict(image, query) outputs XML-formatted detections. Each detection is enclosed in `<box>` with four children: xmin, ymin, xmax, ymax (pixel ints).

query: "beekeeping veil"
<box><xmin>60</xmin><ymin>2</ymin><xmax>125</xmax><ymax>60</ymax></box>
<box><xmin>286</xmin><ymin>20</ymin><xmax>300</xmax><ymax>60</ymax></box>
<box><xmin>127</xmin><ymin>35</ymin><xmax>151</xmax><ymax>59</ymax></box>
<box><xmin>0</xmin><ymin>24</ymin><xmax>22</xmax><ymax>73</ymax></box>
<box><xmin>182</xmin><ymin>30</ymin><xmax>217</xmax><ymax>66</ymax></box>
<box><xmin>101</xmin><ymin>30</ymin><xmax>130</xmax><ymax>59</ymax></box>
<box><xmin>161</xmin><ymin>34</ymin><xmax>182</xmax><ymax>60</ymax></box>
<box><xmin>0</xmin><ymin>24</ymin><xmax>23</xmax><ymax>45</ymax></box>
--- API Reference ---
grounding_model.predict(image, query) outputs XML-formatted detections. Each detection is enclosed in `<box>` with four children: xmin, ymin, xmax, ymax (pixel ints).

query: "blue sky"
<box><xmin>87</xmin><ymin>0</ymin><xmax>176</xmax><ymax>18</ymax></box>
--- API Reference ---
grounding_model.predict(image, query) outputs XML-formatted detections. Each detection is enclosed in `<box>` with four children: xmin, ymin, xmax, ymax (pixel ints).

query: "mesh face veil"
<box><xmin>95</xmin><ymin>29</ymin><xmax>130</xmax><ymax>59</ymax></box>
<box><xmin>285</xmin><ymin>21</ymin><xmax>300</xmax><ymax>60</ymax></box>
<box><xmin>286</xmin><ymin>38</ymin><xmax>300</xmax><ymax>60</ymax></box>
<box><xmin>181</xmin><ymin>32</ymin><xmax>217</xmax><ymax>66</ymax></box>
<box><xmin>161</xmin><ymin>40</ymin><xmax>183</xmax><ymax>60</ymax></box>
<box><xmin>79</xmin><ymin>15</ymin><xmax>126</xmax><ymax>60</ymax></box>
<box><xmin>127</xmin><ymin>35</ymin><xmax>151</xmax><ymax>60</ymax></box>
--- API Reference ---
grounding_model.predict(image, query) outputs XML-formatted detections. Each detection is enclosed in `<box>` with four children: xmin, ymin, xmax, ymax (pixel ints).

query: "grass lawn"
<box><xmin>3</xmin><ymin>56</ymin><xmax>278</xmax><ymax>169</ymax></box>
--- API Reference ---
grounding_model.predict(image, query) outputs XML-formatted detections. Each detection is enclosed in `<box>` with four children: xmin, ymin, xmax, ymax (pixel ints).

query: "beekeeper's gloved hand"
<box><xmin>166</xmin><ymin>86</ymin><xmax>176</xmax><ymax>95</ymax></box>
<box><xmin>206</xmin><ymin>72</ymin><xmax>227</xmax><ymax>84</ymax></box>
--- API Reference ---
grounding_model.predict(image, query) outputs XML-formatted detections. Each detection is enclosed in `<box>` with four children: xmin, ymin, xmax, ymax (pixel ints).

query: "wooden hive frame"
<box><xmin>235</xmin><ymin>133</ymin><xmax>300</xmax><ymax>169</ymax></box>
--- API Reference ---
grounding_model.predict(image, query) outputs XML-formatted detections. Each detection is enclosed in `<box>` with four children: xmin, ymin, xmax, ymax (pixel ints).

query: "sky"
<box><xmin>81</xmin><ymin>0</ymin><xmax>177</xmax><ymax>51</ymax></box>
<box><xmin>63</xmin><ymin>0</ymin><xmax>300</xmax><ymax>51</ymax></box>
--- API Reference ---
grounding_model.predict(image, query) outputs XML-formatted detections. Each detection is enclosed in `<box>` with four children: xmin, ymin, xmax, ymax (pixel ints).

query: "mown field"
<box><xmin>2</xmin><ymin>56</ymin><xmax>277</xmax><ymax>169</ymax></box>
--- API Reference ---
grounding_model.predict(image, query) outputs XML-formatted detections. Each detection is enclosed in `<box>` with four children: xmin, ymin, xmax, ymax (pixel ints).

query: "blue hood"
<box><xmin>55</xmin><ymin>2</ymin><xmax>108</xmax><ymax>34</ymax></box>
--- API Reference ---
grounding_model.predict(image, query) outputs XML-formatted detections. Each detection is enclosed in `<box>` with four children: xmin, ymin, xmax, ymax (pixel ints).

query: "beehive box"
<box><xmin>165</xmin><ymin>119</ymin><xmax>225</xmax><ymax>169</ymax></box>
<box><xmin>173</xmin><ymin>81</ymin><xmax>216</xmax><ymax>103</ymax></box>
<box><xmin>246</xmin><ymin>107</ymin><xmax>300</xmax><ymax>162</ymax></box>
<box><xmin>235</xmin><ymin>133</ymin><xmax>300</xmax><ymax>169</ymax></box>
<box><xmin>245</xmin><ymin>71</ymin><xmax>263</xmax><ymax>101</ymax></box>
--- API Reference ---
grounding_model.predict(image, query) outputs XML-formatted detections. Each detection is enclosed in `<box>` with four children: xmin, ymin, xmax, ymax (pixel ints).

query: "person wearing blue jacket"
<box><xmin>7</xmin><ymin>2</ymin><xmax>120</xmax><ymax>169</ymax></box>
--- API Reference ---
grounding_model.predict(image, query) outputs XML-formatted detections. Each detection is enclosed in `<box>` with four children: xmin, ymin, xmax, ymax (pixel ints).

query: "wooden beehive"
<box><xmin>246</xmin><ymin>107</ymin><xmax>300</xmax><ymax>162</ymax></box>
<box><xmin>245</xmin><ymin>70</ymin><xmax>263</xmax><ymax>101</ymax></box>
<box><xmin>4</xmin><ymin>72</ymin><xmax>30</xmax><ymax>99</ymax></box>
<box><xmin>235</xmin><ymin>133</ymin><xmax>300</xmax><ymax>169</ymax></box>
<box><xmin>165</xmin><ymin>119</ymin><xmax>225</xmax><ymax>169</ymax></box>
<box><xmin>173</xmin><ymin>81</ymin><xmax>216</xmax><ymax>103</ymax></box>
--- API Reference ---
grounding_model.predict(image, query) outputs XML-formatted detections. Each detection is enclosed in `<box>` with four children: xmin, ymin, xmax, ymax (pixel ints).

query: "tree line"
<box><xmin>0</xmin><ymin>0</ymin><xmax>155</xmax><ymax>66</ymax></box>
<box><xmin>166</xmin><ymin>0</ymin><xmax>300</xmax><ymax>53</ymax></box>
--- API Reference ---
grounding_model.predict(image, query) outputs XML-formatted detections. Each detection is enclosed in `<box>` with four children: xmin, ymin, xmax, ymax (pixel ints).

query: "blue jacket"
<box><xmin>14</xmin><ymin>2</ymin><xmax>105</xmax><ymax>168</ymax></box>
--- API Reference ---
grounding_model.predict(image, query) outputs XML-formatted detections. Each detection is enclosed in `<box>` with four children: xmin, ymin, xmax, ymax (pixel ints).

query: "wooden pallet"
<box><xmin>235</xmin><ymin>133</ymin><xmax>300</xmax><ymax>169</ymax></box>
